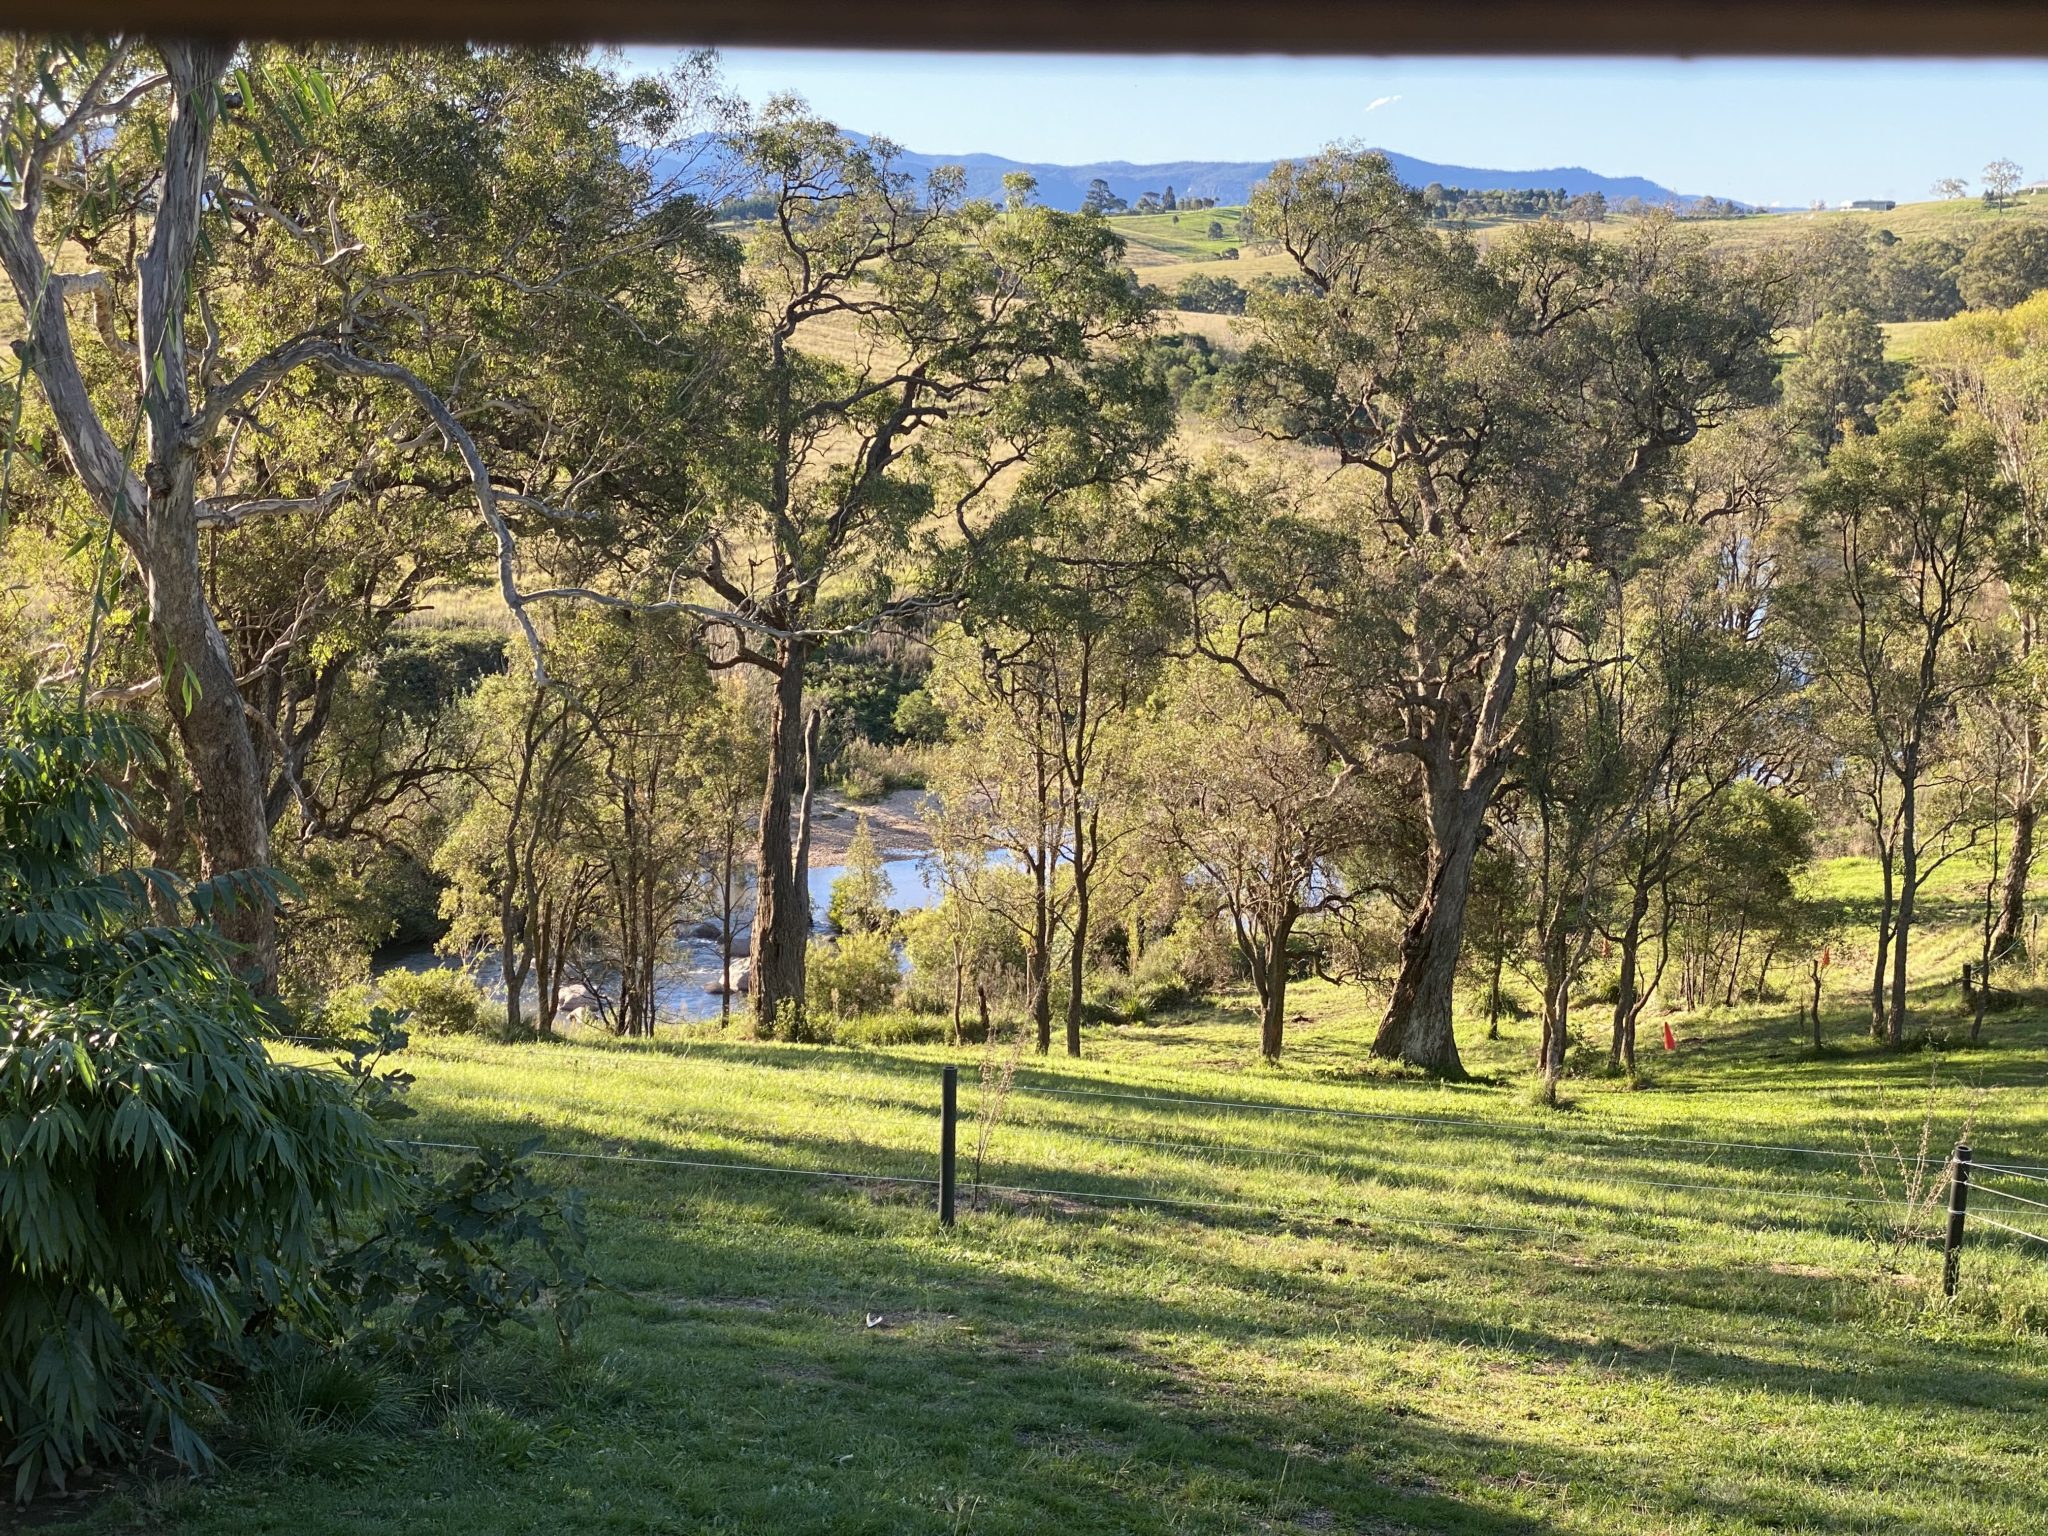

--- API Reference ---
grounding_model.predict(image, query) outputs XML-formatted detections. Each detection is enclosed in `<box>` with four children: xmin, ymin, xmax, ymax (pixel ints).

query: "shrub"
<box><xmin>378</xmin><ymin>967</ymin><xmax>488</xmax><ymax>1035</ymax></box>
<box><xmin>809</xmin><ymin>930</ymin><xmax>901</xmax><ymax>1019</ymax></box>
<box><xmin>826</xmin><ymin>818</ymin><xmax>894</xmax><ymax>935</ymax></box>
<box><xmin>325</xmin><ymin>1141</ymin><xmax>598</xmax><ymax>1360</ymax></box>
<box><xmin>1172</xmin><ymin>272</ymin><xmax>1248</xmax><ymax>314</ymax></box>
<box><xmin>890</xmin><ymin>688</ymin><xmax>947</xmax><ymax>745</ymax></box>
<box><xmin>831</xmin><ymin>738</ymin><xmax>927</xmax><ymax>800</ymax></box>
<box><xmin>0</xmin><ymin>694</ymin><xmax>400</xmax><ymax>1499</ymax></box>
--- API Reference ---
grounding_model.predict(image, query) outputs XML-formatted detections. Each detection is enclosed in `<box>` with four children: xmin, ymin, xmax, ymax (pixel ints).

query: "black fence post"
<box><xmin>1944</xmin><ymin>1142</ymin><xmax>1973</xmax><ymax>1298</ymax></box>
<box><xmin>939</xmin><ymin>1064</ymin><xmax>958</xmax><ymax>1228</ymax></box>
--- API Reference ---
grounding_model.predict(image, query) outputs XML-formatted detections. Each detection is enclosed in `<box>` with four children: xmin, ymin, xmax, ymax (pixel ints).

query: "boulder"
<box><xmin>706</xmin><ymin>961</ymin><xmax>751</xmax><ymax>997</ymax></box>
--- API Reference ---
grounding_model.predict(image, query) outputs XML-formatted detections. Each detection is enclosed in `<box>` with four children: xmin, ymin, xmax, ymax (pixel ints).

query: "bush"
<box><xmin>1173</xmin><ymin>272</ymin><xmax>1248</xmax><ymax>314</ymax></box>
<box><xmin>833</xmin><ymin>738</ymin><xmax>928</xmax><ymax>801</ymax></box>
<box><xmin>809</xmin><ymin>930</ymin><xmax>901</xmax><ymax>1019</ymax></box>
<box><xmin>0</xmin><ymin>695</ymin><xmax>400</xmax><ymax>1499</ymax></box>
<box><xmin>325</xmin><ymin>1141</ymin><xmax>598</xmax><ymax>1360</ymax></box>
<box><xmin>378</xmin><ymin>967</ymin><xmax>488</xmax><ymax>1035</ymax></box>
<box><xmin>890</xmin><ymin>688</ymin><xmax>947</xmax><ymax>745</ymax></box>
<box><xmin>826</xmin><ymin>818</ymin><xmax>894</xmax><ymax>936</ymax></box>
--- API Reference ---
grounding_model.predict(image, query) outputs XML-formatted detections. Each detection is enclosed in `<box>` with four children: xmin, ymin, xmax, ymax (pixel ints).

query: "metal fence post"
<box><xmin>1944</xmin><ymin>1142</ymin><xmax>1973</xmax><ymax>1298</ymax></box>
<box><xmin>939</xmin><ymin>1064</ymin><xmax>958</xmax><ymax>1227</ymax></box>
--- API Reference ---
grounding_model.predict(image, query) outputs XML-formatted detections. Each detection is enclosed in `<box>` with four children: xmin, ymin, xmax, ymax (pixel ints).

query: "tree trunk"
<box><xmin>139</xmin><ymin>47</ymin><xmax>277</xmax><ymax>988</ymax></box>
<box><xmin>1029</xmin><ymin>883</ymin><xmax>1054</xmax><ymax>1054</ymax></box>
<box><xmin>1260</xmin><ymin>912</ymin><xmax>1297</xmax><ymax>1061</ymax></box>
<box><xmin>0</xmin><ymin>50</ymin><xmax>279</xmax><ymax>988</ymax></box>
<box><xmin>1372</xmin><ymin>787</ymin><xmax>1486</xmax><ymax>1076</ymax></box>
<box><xmin>1064</xmin><ymin>806</ymin><xmax>1095</xmax><ymax>1059</ymax></box>
<box><xmin>1888</xmin><ymin>762</ymin><xmax>1916</xmax><ymax>1048</ymax></box>
<box><xmin>751</xmin><ymin>645</ymin><xmax>813</xmax><ymax>1036</ymax></box>
<box><xmin>1721</xmin><ymin>915</ymin><xmax>1747</xmax><ymax>1008</ymax></box>
<box><xmin>1995</xmin><ymin>798</ymin><xmax>2034</xmax><ymax>956</ymax></box>
<box><xmin>1539</xmin><ymin>933</ymin><xmax>1570</xmax><ymax>1105</ymax></box>
<box><xmin>1029</xmin><ymin>801</ymin><xmax>1055</xmax><ymax>1053</ymax></box>
<box><xmin>719</xmin><ymin>824</ymin><xmax>738</xmax><ymax>1028</ymax></box>
<box><xmin>1610</xmin><ymin>879</ymin><xmax>1652</xmax><ymax>1069</ymax></box>
<box><xmin>1869</xmin><ymin>852</ymin><xmax>1894</xmax><ymax>1042</ymax></box>
<box><xmin>500</xmin><ymin>879</ymin><xmax>528</xmax><ymax>1037</ymax></box>
<box><xmin>1486</xmin><ymin>937</ymin><xmax>1505</xmax><ymax>1042</ymax></box>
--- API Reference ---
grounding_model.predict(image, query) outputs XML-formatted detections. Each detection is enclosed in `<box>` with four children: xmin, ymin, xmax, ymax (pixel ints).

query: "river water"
<box><xmin>378</xmin><ymin>853</ymin><xmax>942</xmax><ymax>1023</ymax></box>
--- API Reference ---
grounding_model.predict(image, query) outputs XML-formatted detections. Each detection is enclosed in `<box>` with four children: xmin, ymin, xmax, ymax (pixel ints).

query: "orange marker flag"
<box><xmin>1662</xmin><ymin>1020</ymin><xmax>1677</xmax><ymax>1052</ymax></box>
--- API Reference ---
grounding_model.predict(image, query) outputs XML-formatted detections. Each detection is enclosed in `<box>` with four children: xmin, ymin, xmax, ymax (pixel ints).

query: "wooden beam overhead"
<box><xmin>4</xmin><ymin>1</ymin><xmax>2048</xmax><ymax>55</ymax></box>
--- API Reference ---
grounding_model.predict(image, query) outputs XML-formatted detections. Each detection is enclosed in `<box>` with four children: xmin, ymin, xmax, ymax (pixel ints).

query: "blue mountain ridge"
<box><xmin>690</xmin><ymin>130</ymin><xmax>1706</xmax><ymax>211</ymax></box>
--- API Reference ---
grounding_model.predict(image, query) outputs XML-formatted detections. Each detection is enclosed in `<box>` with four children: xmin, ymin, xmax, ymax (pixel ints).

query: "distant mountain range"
<box><xmin>712</xmin><ymin>134</ymin><xmax>1703</xmax><ymax>214</ymax></box>
<box><xmin>784</xmin><ymin>134</ymin><xmax>1707</xmax><ymax>211</ymax></box>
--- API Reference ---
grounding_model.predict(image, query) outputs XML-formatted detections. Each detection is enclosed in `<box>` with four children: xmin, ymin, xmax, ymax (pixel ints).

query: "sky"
<box><xmin>622</xmin><ymin>49</ymin><xmax>2048</xmax><ymax>208</ymax></box>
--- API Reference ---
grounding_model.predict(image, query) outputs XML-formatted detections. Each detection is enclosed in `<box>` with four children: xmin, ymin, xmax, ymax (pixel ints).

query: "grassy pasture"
<box><xmin>57</xmin><ymin>854</ymin><xmax>2048</xmax><ymax>1536</ymax></box>
<box><xmin>1109</xmin><ymin>208</ymin><xmax>1246</xmax><ymax>267</ymax></box>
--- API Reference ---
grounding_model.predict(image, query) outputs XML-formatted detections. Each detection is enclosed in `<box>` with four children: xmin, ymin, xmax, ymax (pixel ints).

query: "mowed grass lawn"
<box><xmin>59</xmin><ymin>862</ymin><xmax>2048</xmax><ymax>1536</ymax></box>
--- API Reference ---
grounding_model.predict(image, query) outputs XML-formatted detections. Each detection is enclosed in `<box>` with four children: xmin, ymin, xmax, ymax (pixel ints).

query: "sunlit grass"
<box><xmin>83</xmin><ymin>844</ymin><xmax>2046</xmax><ymax>1535</ymax></box>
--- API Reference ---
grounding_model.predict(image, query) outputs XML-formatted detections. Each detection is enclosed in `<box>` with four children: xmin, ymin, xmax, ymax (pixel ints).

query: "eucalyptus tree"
<box><xmin>649</xmin><ymin>105</ymin><xmax>1164</xmax><ymax>1036</ymax></box>
<box><xmin>1600</xmin><ymin>507</ymin><xmax>1805</xmax><ymax>1069</ymax></box>
<box><xmin>1510</xmin><ymin>587</ymin><xmax>1634</xmax><ymax>1099</ymax></box>
<box><xmin>1789</xmin><ymin>408</ymin><xmax>2017</xmax><ymax>1045</ymax></box>
<box><xmin>1915</xmin><ymin>292</ymin><xmax>2048</xmax><ymax>952</ymax></box>
<box><xmin>0</xmin><ymin>40</ymin><xmax>734</xmax><ymax>986</ymax></box>
<box><xmin>1779</xmin><ymin>309</ymin><xmax>1899</xmax><ymax>453</ymax></box>
<box><xmin>922</xmin><ymin>625</ymin><xmax>1075</xmax><ymax>1052</ymax></box>
<box><xmin>1192</xmin><ymin>154</ymin><xmax>1778</xmax><ymax>1074</ymax></box>
<box><xmin>1139</xmin><ymin>659</ymin><xmax>1370</xmax><ymax>1059</ymax></box>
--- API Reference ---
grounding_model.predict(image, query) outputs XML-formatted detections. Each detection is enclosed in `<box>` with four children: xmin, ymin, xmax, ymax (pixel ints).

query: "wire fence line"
<box><xmin>398</xmin><ymin>1135</ymin><xmax>1589</xmax><ymax>1242</ymax></box>
<box><xmin>270</xmin><ymin>1032</ymin><xmax>2046</xmax><ymax>1274</ymax></box>
<box><xmin>1973</xmin><ymin>1160</ymin><xmax>2048</xmax><ymax>1184</ymax></box>
<box><xmin>1968</xmin><ymin>1215</ymin><xmax>2048</xmax><ymax>1247</ymax></box>
<box><xmin>272</xmin><ymin>1032</ymin><xmax>2040</xmax><ymax>1175</ymax></box>
<box><xmin>1044</xmin><ymin>1127</ymin><xmax>1921</xmax><ymax>1212</ymax></box>
<box><xmin>1968</xmin><ymin>1183</ymin><xmax>2048</xmax><ymax>1214</ymax></box>
<box><xmin>1004</xmin><ymin>1081</ymin><xmax>2048</xmax><ymax>1175</ymax></box>
<box><xmin>387</xmin><ymin>1116</ymin><xmax>2035</xmax><ymax>1267</ymax></box>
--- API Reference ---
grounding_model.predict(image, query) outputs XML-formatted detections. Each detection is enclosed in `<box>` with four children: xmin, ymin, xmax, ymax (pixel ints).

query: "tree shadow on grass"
<box><xmin>349</xmin><ymin>1090</ymin><xmax>2048</xmax><ymax>1536</ymax></box>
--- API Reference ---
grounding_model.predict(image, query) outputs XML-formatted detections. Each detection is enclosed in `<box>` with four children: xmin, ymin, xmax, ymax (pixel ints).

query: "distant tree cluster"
<box><xmin>1790</xmin><ymin>218</ymin><xmax>2048</xmax><ymax>324</ymax></box>
<box><xmin>1419</xmin><ymin>183</ymin><xmax>1745</xmax><ymax>222</ymax></box>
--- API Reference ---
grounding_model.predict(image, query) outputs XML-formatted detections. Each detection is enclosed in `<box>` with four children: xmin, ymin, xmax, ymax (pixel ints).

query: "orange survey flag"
<box><xmin>1662</xmin><ymin>1021</ymin><xmax>1677</xmax><ymax>1052</ymax></box>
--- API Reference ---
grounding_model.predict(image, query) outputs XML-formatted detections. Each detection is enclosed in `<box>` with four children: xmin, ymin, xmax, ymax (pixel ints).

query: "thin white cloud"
<box><xmin>1365</xmin><ymin>94</ymin><xmax>1403</xmax><ymax>113</ymax></box>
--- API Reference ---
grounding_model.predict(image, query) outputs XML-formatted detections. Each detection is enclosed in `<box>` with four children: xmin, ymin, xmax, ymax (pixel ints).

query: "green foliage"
<box><xmin>764</xmin><ymin>996</ymin><xmax>832</xmax><ymax>1045</ymax></box>
<box><xmin>808</xmin><ymin>930</ymin><xmax>901</xmax><ymax>1020</ymax></box>
<box><xmin>826</xmin><ymin>818</ymin><xmax>895</xmax><ymax>936</ymax></box>
<box><xmin>901</xmin><ymin>890</ymin><xmax>1027</xmax><ymax>1013</ymax></box>
<box><xmin>1781</xmin><ymin>309</ymin><xmax>1901</xmax><ymax>449</ymax></box>
<box><xmin>376</xmin><ymin>968</ymin><xmax>488</xmax><ymax>1036</ymax></box>
<box><xmin>1958</xmin><ymin>221</ymin><xmax>2048</xmax><ymax>309</ymax></box>
<box><xmin>889</xmin><ymin>687</ymin><xmax>947</xmax><ymax>745</ymax></box>
<box><xmin>0</xmin><ymin>692</ymin><xmax>398</xmax><ymax>1499</ymax></box>
<box><xmin>1872</xmin><ymin>234</ymin><xmax>1965</xmax><ymax>320</ymax></box>
<box><xmin>323</xmin><ymin>1141</ymin><xmax>598</xmax><ymax>1360</ymax></box>
<box><xmin>830</xmin><ymin>1008</ymin><xmax>954</xmax><ymax>1047</ymax></box>
<box><xmin>1172</xmin><ymin>272</ymin><xmax>1247</xmax><ymax>314</ymax></box>
<box><xmin>1138</xmin><ymin>331</ymin><xmax>1228</xmax><ymax>412</ymax></box>
<box><xmin>810</xmin><ymin>648</ymin><xmax>926</xmax><ymax>752</ymax></box>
